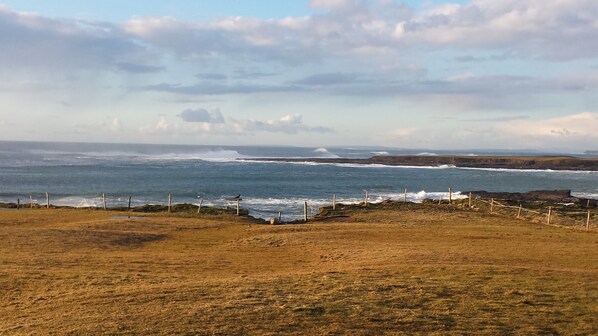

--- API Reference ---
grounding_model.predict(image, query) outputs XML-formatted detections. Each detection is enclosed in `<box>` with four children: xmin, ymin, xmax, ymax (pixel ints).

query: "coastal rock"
<box><xmin>466</xmin><ymin>190</ymin><xmax>596</xmax><ymax>207</ymax></box>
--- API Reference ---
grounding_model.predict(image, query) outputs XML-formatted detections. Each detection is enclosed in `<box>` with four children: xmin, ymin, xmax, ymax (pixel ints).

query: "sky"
<box><xmin>1</xmin><ymin>0</ymin><xmax>597</xmax><ymax>151</ymax></box>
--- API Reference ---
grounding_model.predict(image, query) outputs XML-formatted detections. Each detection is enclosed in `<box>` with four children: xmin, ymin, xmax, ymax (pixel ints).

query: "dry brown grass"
<box><xmin>1</xmin><ymin>205</ymin><xmax>597</xmax><ymax>335</ymax></box>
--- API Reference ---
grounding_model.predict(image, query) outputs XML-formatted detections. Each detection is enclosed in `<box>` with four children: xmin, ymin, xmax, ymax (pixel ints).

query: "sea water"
<box><xmin>0</xmin><ymin>141</ymin><xmax>597</xmax><ymax>220</ymax></box>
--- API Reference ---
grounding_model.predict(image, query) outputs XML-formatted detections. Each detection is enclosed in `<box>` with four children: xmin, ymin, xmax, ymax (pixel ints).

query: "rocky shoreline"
<box><xmin>249</xmin><ymin>155</ymin><xmax>598</xmax><ymax>171</ymax></box>
<box><xmin>465</xmin><ymin>190</ymin><xmax>596</xmax><ymax>207</ymax></box>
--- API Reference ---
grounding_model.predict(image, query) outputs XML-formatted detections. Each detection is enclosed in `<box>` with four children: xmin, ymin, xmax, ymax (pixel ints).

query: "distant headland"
<box><xmin>248</xmin><ymin>155</ymin><xmax>598</xmax><ymax>171</ymax></box>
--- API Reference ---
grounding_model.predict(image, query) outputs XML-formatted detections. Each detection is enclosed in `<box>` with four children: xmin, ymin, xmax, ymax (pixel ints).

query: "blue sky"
<box><xmin>1</xmin><ymin>0</ymin><xmax>597</xmax><ymax>150</ymax></box>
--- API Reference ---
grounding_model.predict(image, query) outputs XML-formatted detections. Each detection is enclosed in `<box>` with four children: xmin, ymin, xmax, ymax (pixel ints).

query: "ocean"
<box><xmin>1</xmin><ymin>141</ymin><xmax>597</xmax><ymax>220</ymax></box>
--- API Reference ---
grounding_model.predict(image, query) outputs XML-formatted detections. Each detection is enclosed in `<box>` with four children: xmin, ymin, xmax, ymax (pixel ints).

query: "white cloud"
<box><xmin>399</xmin><ymin>0</ymin><xmax>598</xmax><ymax>60</ymax></box>
<box><xmin>502</xmin><ymin>112</ymin><xmax>598</xmax><ymax>138</ymax></box>
<box><xmin>230</xmin><ymin>114</ymin><xmax>334</xmax><ymax>134</ymax></box>
<box><xmin>179</xmin><ymin>108</ymin><xmax>225</xmax><ymax>123</ymax></box>
<box><xmin>0</xmin><ymin>5</ymin><xmax>152</xmax><ymax>71</ymax></box>
<box><xmin>309</xmin><ymin>0</ymin><xmax>354</xmax><ymax>10</ymax></box>
<box><xmin>109</xmin><ymin>118</ymin><xmax>123</xmax><ymax>132</ymax></box>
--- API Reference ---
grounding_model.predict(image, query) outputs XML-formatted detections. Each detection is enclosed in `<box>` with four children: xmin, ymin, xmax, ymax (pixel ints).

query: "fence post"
<box><xmin>364</xmin><ymin>191</ymin><xmax>368</xmax><ymax>207</ymax></box>
<box><xmin>278</xmin><ymin>211</ymin><xmax>282</xmax><ymax>223</ymax></box>
<box><xmin>168</xmin><ymin>193</ymin><xmax>172</xmax><ymax>213</ymax></box>
<box><xmin>102</xmin><ymin>193</ymin><xmax>107</xmax><ymax>210</ymax></box>
<box><xmin>128</xmin><ymin>196</ymin><xmax>132</xmax><ymax>211</ymax></box>
<box><xmin>547</xmin><ymin>207</ymin><xmax>552</xmax><ymax>225</ymax></box>
<box><xmin>46</xmin><ymin>192</ymin><xmax>50</xmax><ymax>209</ymax></box>
<box><xmin>198</xmin><ymin>199</ymin><xmax>203</xmax><ymax>213</ymax></box>
<box><xmin>236</xmin><ymin>198</ymin><xmax>240</xmax><ymax>216</ymax></box>
<box><xmin>30</xmin><ymin>195</ymin><xmax>33</xmax><ymax>209</ymax></box>
<box><xmin>490</xmin><ymin>198</ymin><xmax>494</xmax><ymax>213</ymax></box>
<box><xmin>16</xmin><ymin>198</ymin><xmax>20</xmax><ymax>210</ymax></box>
<box><xmin>448</xmin><ymin>188</ymin><xmax>452</xmax><ymax>204</ymax></box>
<box><xmin>332</xmin><ymin>194</ymin><xmax>336</xmax><ymax>210</ymax></box>
<box><xmin>304</xmin><ymin>201</ymin><xmax>308</xmax><ymax>222</ymax></box>
<box><xmin>587</xmin><ymin>211</ymin><xmax>591</xmax><ymax>230</ymax></box>
<box><xmin>517</xmin><ymin>204</ymin><xmax>522</xmax><ymax>219</ymax></box>
<box><xmin>468</xmin><ymin>192</ymin><xmax>472</xmax><ymax>208</ymax></box>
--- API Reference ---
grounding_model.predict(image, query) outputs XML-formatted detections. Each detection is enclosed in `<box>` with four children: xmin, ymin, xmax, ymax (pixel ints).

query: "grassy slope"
<box><xmin>1</xmin><ymin>206</ymin><xmax>597</xmax><ymax>335</ymax></box>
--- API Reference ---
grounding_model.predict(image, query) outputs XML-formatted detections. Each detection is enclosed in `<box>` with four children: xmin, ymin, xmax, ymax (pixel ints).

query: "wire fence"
<box><xmin>460</xmin><ymin>197</ymin><xmax>595</xmax><ymax>230</ymax></box>
<box><xmin>0</xmin><ymin>191</ymin><xmax>595</xmax><ymax>229</ymax></box>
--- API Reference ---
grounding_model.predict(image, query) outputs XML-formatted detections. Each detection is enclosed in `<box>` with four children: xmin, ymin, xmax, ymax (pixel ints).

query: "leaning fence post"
<box><xmin>168</xmin><ymin>193</ymin><xmax>172</xmax><ymax>213</ymax></box>
<box><xmin>490</xmin><ymin>198</ymin><xmax>494</xmax><ymax>213</ymax></box>
<box><xmin>517</xmin><ymin>204</ymin><xmax>522</xmax><ymax>219</ymax></box>
<box><xmin>332</xmin><ymin>194</ymin><xmax>336</xmax><ymax>210</ymax></box>
<box><xmin>46</xmin><ymin>192</ymin><xmax>50</xmax><ymax>209</ymax></box>
<box><xmin>547</xmin><ymin>207</ymin><xmax>552</xmax><ymax>225</ymax></box>
<box><xmin>198</xmin><ymin>199</ymin><xmax>203</xmax><ymax>213</ymax></box>
<box><xmin>304</xmin><ymin>201</ymin><xmax>308</xmax><ymax>222</ymax></box>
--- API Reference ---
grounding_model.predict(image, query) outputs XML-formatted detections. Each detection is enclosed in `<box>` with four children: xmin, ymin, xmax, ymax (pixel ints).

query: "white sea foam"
<box><xmin>313</xmin><ymin>147</ymin><xmax>339</xmax><ymax>158</ymax></box>
<box><xmin>457</xmin><ymin>166</ymin><xmax>598</xmax><ymax>174</ymax></box>
<box><xmin>416</xmin><ymin>152</ymin><xmax>439</xmax><ymax>156</ymax></box>
<box><xmin>371</xmin><ymin>151</ymin><xmax>391</xmax><ymax>156</ymax></box>
<box><xmin>571</xmin><ymin>192</ymin><xmax>598</xmax><ymax>199</ymax></box>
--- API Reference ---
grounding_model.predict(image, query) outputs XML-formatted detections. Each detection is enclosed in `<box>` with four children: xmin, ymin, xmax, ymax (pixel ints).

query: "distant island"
<box><xmin>248</xmin><ymin>155</ymin><xmax>598</xmax><ymax>171</ymax></box>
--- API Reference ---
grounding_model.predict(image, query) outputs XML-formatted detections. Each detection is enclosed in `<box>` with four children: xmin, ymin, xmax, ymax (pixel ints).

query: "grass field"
<box><xmin>1</xmin><ymin>204</ymin><xmax>597</xmax><ymax>335</ymax></box>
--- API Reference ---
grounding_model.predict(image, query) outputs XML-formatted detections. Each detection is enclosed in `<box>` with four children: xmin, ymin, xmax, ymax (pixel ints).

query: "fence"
<box><xmin>0</xmin><ymin>189</ymin><xmax>595</xmax><ymax>229</ymax></box>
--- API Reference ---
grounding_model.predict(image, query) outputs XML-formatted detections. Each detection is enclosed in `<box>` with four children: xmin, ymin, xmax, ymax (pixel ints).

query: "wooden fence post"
<box><xmin>332</xmin><ymin>194</ymin><xmax>336</xmax><ymax>210</ymax></box>
<box><xmin>547</xmin><ymin>207</ymin><xmax>552</xmax><ymax>225</ymax></box>
<box><xmin>30</xmin><ymin>195</ymin><xmax>33</xmax><ymax>209</ymax></box>
<box><xmin>490</xmin><ymin>198</ymin><xmax>494</xmax><ymax>213</ymax></box>
<box><xmin>304</xmin><ymin>201</ymin><xmax>308</xmax><ymax>222</ymax></box>
<box><xmin>102</xmin><ymin>193</ymin><xmax>107</xmax><ymax>210</ymax></box>
<box><xmin>364</xmin><ymin>191</ymin><xmax>368</xmax><ymax>207</ymax></box>
<box><xmin>278</xmin><ymin>211</ymin><xmax>282</xmax><ymax>223</ymax></box>
<box><xmin>168</xmin><ymin>193</ymin><xmax>172</xmax><ymax>213</ymax></box>
<box><xmin>236</xmin><ymin>198</ymin><xmax>240</xmax><ymax>216</ymax></box>
<box><xmin>517</xmin><ymin>204</ymin><xmax>522</xmax><ymax>219</ymax></box>
<box><xmin>468</xmin><ymin>192</ymin><xmax>472</xmax><ymax>208</ymax></box>
<box><xmin>128</xmin><ymin>196</ymin><xmax>132</xmax><ymax>211</ymax></box>
<box><xmin>198</xmin><ymin>199</ymin><xmax>203</xmax><ymax>213</ymax></box>
<box><xmin>587</xmin><ymin>211</ymin><xmax>591</xmax><ymax>230</ymax></box>
<box><xmin>16</xmin><ymin>198</ymin><xmax>20</xmax><ymax>210</ymax></box>
<box><xmin>448</xmin><ymin>188</ymin><xmax>452</xmax><ymax>204</ymax></box>
<box><xmin>46</xmin><ymin>192</ymin><xmax>50</xmax><ymax>209</ymax></box>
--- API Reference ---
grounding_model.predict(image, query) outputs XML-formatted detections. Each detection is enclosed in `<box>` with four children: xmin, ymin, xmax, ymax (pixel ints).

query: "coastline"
<box><xmin>246</xmin><ymin>155</ymin><xmax>598</xmax><ymax>171</ymax></box>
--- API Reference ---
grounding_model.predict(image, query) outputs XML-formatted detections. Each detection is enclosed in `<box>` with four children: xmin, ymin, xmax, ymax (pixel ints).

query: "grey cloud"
<box><xmin>113</xmin><ymin>62</ymin><xmax>165</xmax><ymax>73</ymax></box>
<box><xmin>196</xmin><ymin>73</ymin><xmax>228</xmax><ymax>80</ymax></box>
<box><xmin>144</xmin><ymin>82</ymin><xmax>302</xmax><ymax>95</ymax></box>
<box><xmin>0</xmin><ymin>6</ymin><xmax>151</xmax><ymax>71</ymax></box>
<box><xmin>232</xmin><ymin>114</ymin><xmax>334</xmax><ymax>134</ymax></box>
<box><xmin>291</xmin><ymin>72</ymin><xmax>362</xmax><ymax>86</ymax></box>
<box><xmin>454</xmin><ymin>56</ymin><xmax>486</xmax><ymax>63</ymax></box>
<box><xmin>234</xmin><ymin>68</ymin><xmax>279</xmax><ymax>79</ymax></box>
<box><xmin>179</xmin><ymin>108</ymin><xmax>225</xmax><ymax>123</ymax></box>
